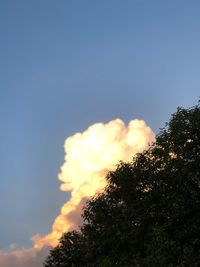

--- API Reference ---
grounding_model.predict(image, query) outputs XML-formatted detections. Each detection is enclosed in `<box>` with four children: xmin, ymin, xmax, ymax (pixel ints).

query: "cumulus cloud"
<box><xmin>33</xmin><ymin>118</ymin><xmax>155</xmax><ymax>249</ymax></box>
<box><xmin>0</xmin><ymin>118</ymin><xmax>154</xmax><ymax>266</ymax></box>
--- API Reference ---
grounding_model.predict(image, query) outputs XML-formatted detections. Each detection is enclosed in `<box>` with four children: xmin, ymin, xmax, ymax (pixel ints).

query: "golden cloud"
<box><xmin>32</xmin><ymin>118</ymin><xmax>155</xmax><ymax>249</ymax></box>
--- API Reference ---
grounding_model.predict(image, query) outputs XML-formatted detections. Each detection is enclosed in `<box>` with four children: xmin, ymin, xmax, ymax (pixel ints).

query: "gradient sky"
<box><xmin>0</xmin><ymin>0</ymin><xmax>199</xmax><ymax>251</ymax></box>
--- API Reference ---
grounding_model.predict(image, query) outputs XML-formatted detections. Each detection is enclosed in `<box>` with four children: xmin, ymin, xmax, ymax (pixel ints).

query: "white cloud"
<box><xmin>33</xmin><ymin>118</ymin><xmax>155</xmax><ymax>249</ymax></box>
<box><xmin>0</xmin><ymin>118</ymin><xmax>154</xmax><ymax>266</ymax></box>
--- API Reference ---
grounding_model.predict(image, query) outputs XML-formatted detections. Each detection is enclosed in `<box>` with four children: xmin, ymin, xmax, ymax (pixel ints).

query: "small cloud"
<box><xmin>9</xmin><ymin>243</ymin><xmax>17</xmax><ymax>251</ymax></box>
<box><xmin>0</xmin><ymin>247</ymin><xmax>50</xmax><ymax>267</ymax></box>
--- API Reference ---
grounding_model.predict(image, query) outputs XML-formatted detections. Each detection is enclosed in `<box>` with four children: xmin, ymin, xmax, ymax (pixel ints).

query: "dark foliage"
<box><xmin>44</xmin><ymin>102</ymin><xmax>200</xmax><ymax>267</ymax></box>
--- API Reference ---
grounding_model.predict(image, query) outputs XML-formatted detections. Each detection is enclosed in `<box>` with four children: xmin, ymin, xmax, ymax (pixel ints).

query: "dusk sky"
<box><xmin>0</xmin><ymin>0</ymin><xmax>199</xmax><ymax>266</ymax></box>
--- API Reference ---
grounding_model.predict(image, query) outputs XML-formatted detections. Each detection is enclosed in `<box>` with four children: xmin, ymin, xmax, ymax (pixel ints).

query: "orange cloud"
<box><xmin>32</xmin><ymin>118</ymin><xmax>155</xmax><ymax>249</ymax></box>
<box><xmin>0</xmin><ymin>247</ymin><xmax>49</xmax><ymax>267</ymax></box>
<box><xmin>0</xmin><ymin>118</ymin><xmax>154</xmax><ymax>267</ymax></box>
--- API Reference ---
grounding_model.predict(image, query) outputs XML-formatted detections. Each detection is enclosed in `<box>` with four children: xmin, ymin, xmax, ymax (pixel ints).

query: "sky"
<box><xmin>0</xmin><ymin>0</ymin><xmax>199</xmax><ymax>265</ymax></box>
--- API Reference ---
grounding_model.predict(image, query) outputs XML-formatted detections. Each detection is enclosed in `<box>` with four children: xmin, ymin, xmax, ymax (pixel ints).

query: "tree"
<box><xmin>44</xmin><ymin>102</ymin><xmax>200</xmax><ymax>267</ymax></box>
<box><xmin>44</xmin><ymin>231</ymin><xmax>87</xmax><ymax>267</ymax></box>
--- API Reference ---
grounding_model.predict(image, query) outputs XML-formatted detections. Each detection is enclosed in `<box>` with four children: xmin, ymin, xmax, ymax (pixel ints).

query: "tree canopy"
<box><xmin>44</xmin><ymin>102</ymin><xmax>200</xmax><ymax>267</ymax></box>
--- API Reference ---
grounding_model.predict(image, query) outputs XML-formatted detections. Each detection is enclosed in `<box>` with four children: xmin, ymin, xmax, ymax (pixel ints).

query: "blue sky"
<box><xmin>0</xmin><ymin>0</ymin><xmax>199</xmax><ymax>250</ymax></box>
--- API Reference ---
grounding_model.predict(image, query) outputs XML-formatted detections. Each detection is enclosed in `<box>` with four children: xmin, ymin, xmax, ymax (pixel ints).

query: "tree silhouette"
<box><xmin>44</xmin><ymin>102</ymin><xmax>200</xmax><ymax>267</ymax></box>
